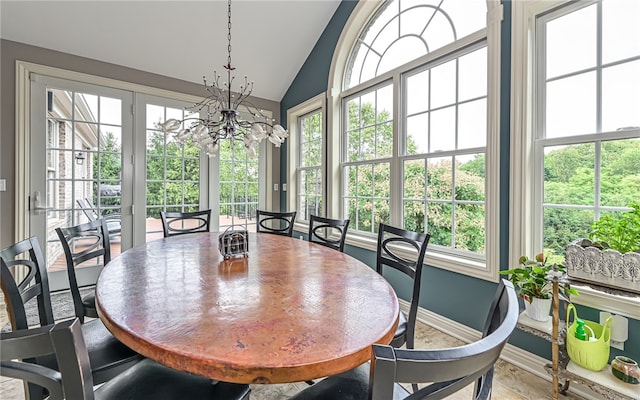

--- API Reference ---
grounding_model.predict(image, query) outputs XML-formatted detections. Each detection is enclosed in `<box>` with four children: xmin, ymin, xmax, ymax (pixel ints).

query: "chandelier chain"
<box><xmin>227</xmin><ymin>0</ymin><xmax>232</xmax><ymax>68</ymax></box>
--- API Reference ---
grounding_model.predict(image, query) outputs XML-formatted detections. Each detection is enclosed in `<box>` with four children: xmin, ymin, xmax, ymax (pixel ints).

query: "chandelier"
<box><xmin>157</xmin><ymin>0</ymin><xmax>287</xmax><ymax>158</ymax></box>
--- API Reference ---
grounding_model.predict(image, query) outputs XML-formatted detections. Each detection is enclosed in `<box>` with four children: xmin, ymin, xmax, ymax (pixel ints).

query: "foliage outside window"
<box><xmin>343</xmin><ymin>84</ymin><xmax>392</xmax><ymax>234</ymax></box>
<box><xmin>341</xmin><ymin>0</ymin><xmax>490</xmax><ymax>260</ymax></box>
<box><xmin>146</xmin><ymin>105</ymin><xmax>201</xmax><ymax>220</ymax></box>
<box><xmin>401</xmin><ymin>44</ymin><xmax>487</xmax><ymax>255</ymax></box>
<box><xmin>535</xmin><ymin>0</ymin><xmax>640</xmax><ymax>265</ymax></box>
<box><xmin>297</xmin><ymin>110</ymin><xmax>323</xmax><ymax>221</ymax></box>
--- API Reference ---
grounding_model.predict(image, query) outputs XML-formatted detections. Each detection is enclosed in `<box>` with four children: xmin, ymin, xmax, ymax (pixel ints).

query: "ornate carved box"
<box><xmin>565</xmin><ymin>239</ymin><xmax>640</xmax><ymax>293</ymax></box>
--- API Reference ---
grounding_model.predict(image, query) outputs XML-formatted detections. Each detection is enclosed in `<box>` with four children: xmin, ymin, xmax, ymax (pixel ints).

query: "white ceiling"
<box><xmin>0</xmin><ymin>0</ymin><xmax>342</xmax><ymax>102</ymax></box>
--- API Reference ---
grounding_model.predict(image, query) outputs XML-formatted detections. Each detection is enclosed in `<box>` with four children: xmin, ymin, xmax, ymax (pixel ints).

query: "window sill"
<box><xmin>344</xmin><ymin>231</ymin><xmax>497</xmax><ymax>283</ymax></box>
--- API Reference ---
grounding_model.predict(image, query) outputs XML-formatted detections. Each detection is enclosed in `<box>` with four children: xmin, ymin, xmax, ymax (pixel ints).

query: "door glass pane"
<box><xmin>45</xmin><ymin>88</ymin><xmax>123</xmax><ymax>273</ymax></box>
<box><xmin>219</xmin><ymin>139</ymin><xmax>259</xmax><ymax>232</ymax></box>
<box><xmin>145</xmin><ymin>104</ymin><xmax>201</xmax><ymax>241</ymax></box>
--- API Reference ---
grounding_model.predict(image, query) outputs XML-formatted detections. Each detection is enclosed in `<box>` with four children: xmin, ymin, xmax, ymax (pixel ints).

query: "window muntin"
<box><xmin>346</xmin><ymin>0</ymin><xmax>486</xmax><ymax>89</ymax></box>
<box><xmin>536</xmin><ymin>0</ymin><xmax>640</xmax><ymax>261</ymax></box>
<box><xmin>297</xmin><ymin>110</ymin><xmax>323</xmax><ymax>221</ymax></box>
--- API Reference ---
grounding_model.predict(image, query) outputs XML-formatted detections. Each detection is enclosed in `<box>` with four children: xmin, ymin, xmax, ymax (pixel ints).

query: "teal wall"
<box><xmin>280</xmin><ymin>0</ymin><xmax>639</xmax><ymax>364</ymax></box>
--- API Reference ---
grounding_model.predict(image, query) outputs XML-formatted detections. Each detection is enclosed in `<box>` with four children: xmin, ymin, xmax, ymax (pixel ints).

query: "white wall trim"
<box><xmin>400</xmin><ymin>299</ymin><xmax>603</xmax><ymax>400</ymax></box>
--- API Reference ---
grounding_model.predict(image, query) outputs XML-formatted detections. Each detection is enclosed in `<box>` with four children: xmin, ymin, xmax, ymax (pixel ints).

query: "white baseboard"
<box><xmin>400</xmin><ymin>300</ymin><xmax>601</xmax><ymax>400</ymax></box>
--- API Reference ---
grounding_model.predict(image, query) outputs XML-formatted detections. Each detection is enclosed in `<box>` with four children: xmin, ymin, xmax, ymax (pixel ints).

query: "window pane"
<box><xmin>430</xmin><ymin>106</ymin><xmax>456</xmax><ymax>152</ymax></box>
<box><xmin>457</xmin><ymin>99</ymin><xmax>486</xmax><ymax>149</ymax></box>
<box><xmin>601</xmin><ymin>139</ymin><xmax>640</xmax><ymax>207</ymax></box>
<box><xmin>456</xmin><ymin>154</ymin><xmax>485</xmax><ymax>202</ymax></box>
<box><xmin>602</xmin><ymin>0</ymin><xmax>640</xmax><ymax>64</ymax></box>
<box><xmin>546</xmin><ymin>72</ymin><xmax>596</xmax><ymax>138</ymax></box>
<box><xmin>376</xmin><ymin>122</ymin><xmax>393</xmax><ymax>158</ymax></box>
<box><xmin>544</xmin><ymin>144</ymin><xmax>595</xmax><ymax>205</ymax></box>
<box><xmin>543</xmin><ymin>208</ymin><xmax>594</xmax><ymax>258</ymax></box>
<box><xmin>100</xmin><ymin>97</ymin><xmax>121</xmax><ymax>125</ymax></box>
<box><xmin>602</xmin><ymin>60</ymin><xmax>640</xmax><ymax>132</ymax></box>
<box><xmin>430</xmin><ymin>59</ymin><xmax>456</xmax><ymax>109</ymax></box>
<box><xmin>406</xmin><ymin>70</ymin><xmax>429</xmax><ymax>115</ymax></box>
<box><xmin>427</xmin><ymin>157</ymin><xmax>452</xmax><ymax>200</ymax></box>
<box><xmin>546</xmin><ymin>4</ymin><xmax>597</xmax><ymax>79</ymax></box>
<box><xmin>404</xmin><ymin>160</ymin><xmax>425</xmax><ymax>199</ymax></box>
<box><xmin>458</xmin><ymin>47</ymin><xmax>487</xmax><ymax>102</ymax></box>
<box><xmin>404</xmin><ymin>201</ymin><xmax>426</xmax><ymax>233</ymax></box>
<box><xmin>455</xmin><ymin>203</ymin><xmax>485</xmax><ymax>253</ymax></box>
<box><xmin>75</xmin><ymin>93</ymin><xmax>98</xmax><ymax>123</ymax></box>
<box><xmin>427</xmin><ymin>202</ymin><xmax>452</xmax><ymax>247</ymax></box>
<box><xmin>373</xmin><ymin>163</ymin><xmax>390</xmax><ymax>198</ymax></box>
<box><xmin>406</xmin><ymin>113</ymin><xmax>429</xmax><ymax>155</ymax></box>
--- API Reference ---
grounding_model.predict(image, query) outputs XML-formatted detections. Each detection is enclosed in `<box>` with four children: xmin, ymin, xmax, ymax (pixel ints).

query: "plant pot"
<box><xmin>611</xmin><ymin>356</ymin><xmax>640</xmax><ymax>384</ymax></box>
<box><xmin>565</xmin><ymin>239</ymin><xmax>640</xmax><ymax>294</ymax></box>
<box><xmin>524</xmin><ymin>297</ymin><xmax>552</xmax><ymax>322</ymax></box>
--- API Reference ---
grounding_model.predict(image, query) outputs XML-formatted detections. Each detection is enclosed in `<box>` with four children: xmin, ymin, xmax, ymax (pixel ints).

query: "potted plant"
<box><xmin>565</xmin><ymin>201</ymin><xmax>640</xmax><ymax>293</ymax></box>
<box><xmin>500</xmin><ymin>253</ymin><xmax>579</xmax><ymax>321</ymax></box>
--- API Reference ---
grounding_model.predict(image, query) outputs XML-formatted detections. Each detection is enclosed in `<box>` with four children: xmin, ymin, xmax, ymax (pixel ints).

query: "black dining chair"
<box><xmin>55</xmin><ymin>219</ymin><xmax>111</xmax><ymax>323</ymax></box>
<box><xmin>160</xmin><ymin>209</ymin><xmax>212</xmax><ymax>237</ymax></box>
<box><xmin>289</xmin><ymin>279</ymin><xmax>519</xmax><ymax>400</ymax></box>
<box><xmin>307</xmin><ymin>215</ymin><xmax>350</xmax><ymax>252</ymax></box>
<box><xmin>0</xmin><ymin>238</ymin><xmax>142</xmax><ymax>399</ymax></box>
<box><xmin>376</xmin><ymin>224</ymin><xmax>430</xmax><ymax>371</ymax></box>
<box><xmin>0</xmin><ymin>318</ymin><xmax>251</xmax><ymax>400</ymax></box>
<box><xmin>76</xmin><ymin>198</ymin><xmax>122</xmax><ymax>240</ymax></box>
<box><xmin>256</xmin><ymin>209</ymin><xmax>297</xmax><ymax>237</ymax></box>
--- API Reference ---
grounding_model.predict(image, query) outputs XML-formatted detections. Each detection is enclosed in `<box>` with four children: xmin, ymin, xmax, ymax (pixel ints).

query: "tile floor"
<box><xmin>0</xmin><ymin>321</ymin><xmax>581</xmax><ymax>400</ymax></box>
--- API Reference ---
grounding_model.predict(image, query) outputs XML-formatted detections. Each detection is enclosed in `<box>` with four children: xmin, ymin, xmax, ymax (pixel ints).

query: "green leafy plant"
<box><xmin>589</xmin><ymin>201</ymin><xmax>640</xmax><ymax>254</ymax></box>
<box><xmin>500</xmin><ymin>253</ymin><xmax>578</xmax><ymax>303</ymax></box>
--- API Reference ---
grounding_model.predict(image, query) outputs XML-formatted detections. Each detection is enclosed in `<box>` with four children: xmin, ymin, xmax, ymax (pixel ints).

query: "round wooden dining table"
<box><xmin>96</xmin><ymin>232</ymin><xmax>399</xmax><ymax>384</ymax></box>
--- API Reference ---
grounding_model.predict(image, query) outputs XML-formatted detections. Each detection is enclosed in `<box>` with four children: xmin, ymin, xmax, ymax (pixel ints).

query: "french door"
<box><xmin>30</xmin><ymin>75</ymin><xmax>133</xmax><ymax>290</ymax></box>
<box><xmin>27</xmin><ymin>73</ymin><xmax>272</xmax><ymax>290</ymax></box>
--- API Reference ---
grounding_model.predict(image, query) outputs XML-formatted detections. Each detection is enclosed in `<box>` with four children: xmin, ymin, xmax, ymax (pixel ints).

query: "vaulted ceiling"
<box><xmin>0</xmin><ymin>1</ymin><xmax>342</xmax><ymax>101</ymax></box>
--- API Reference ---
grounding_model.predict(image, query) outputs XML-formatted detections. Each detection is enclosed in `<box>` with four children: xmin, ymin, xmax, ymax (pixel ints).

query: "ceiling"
<box><xmin>0</xmin><ymin>0</ymin><xmax>342</xmax><ymax>102</ymax></box>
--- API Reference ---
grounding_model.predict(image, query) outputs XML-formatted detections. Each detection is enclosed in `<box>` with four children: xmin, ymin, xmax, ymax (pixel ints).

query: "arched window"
<box><xmin>346</xmin><ymin>0</ymin><xmax>486</xmax><ymax>88</ymax></box>
<box><xmin>327</xmin><ymin>0</ymin><xmax>502</xmax><ymax>281</ymax></box>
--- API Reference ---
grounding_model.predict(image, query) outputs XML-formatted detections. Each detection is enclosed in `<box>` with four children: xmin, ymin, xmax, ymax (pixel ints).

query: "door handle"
<box><xmin>32</xmin><ymin>191</ymin><xmax>52</xmax><ymax>212</ymax></box>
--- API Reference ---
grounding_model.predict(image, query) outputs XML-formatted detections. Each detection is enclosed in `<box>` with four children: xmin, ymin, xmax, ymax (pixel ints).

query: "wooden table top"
<box><xmin>96</xmin><ymin>232</ymin><xmax>399</xmax><ymax>384</ymax></box>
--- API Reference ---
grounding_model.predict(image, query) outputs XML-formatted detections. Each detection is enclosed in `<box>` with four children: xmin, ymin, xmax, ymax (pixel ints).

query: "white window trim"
<box><xmin>287</xmin><ymin>93</ymin><xmax>326</xmax><ymax>232</ymax></box>
<box><xmin>510</xmin><ymin>0</ymin><xmax>640</xmax><ymax>319</ymax></box>
<box><xmin>324</xmin><ymin>0</ymin><xmax>502</xmax><ymax>282</ymax></box>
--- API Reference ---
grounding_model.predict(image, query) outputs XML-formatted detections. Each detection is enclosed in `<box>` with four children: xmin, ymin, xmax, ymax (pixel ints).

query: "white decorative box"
<box><xmin>565</xmin><ymin>239</ymin><xmax>640</xmax><ymax>294</ymax></box>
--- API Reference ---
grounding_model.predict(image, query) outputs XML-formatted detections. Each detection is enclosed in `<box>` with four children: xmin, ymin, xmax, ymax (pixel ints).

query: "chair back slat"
<box><xmin>160</xmin><ymin>210</ymin><xmax>211</xmax><ymax>237</ymax></box>
<box><xmin>256</xmin><ymin>210</ymin><xmax>297</xmax><ymax>237</ymax></box>
<box><xmin>308</xmin><ymin>215</ymin><xmax>350</xmax><ymax>252</ymax></box>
